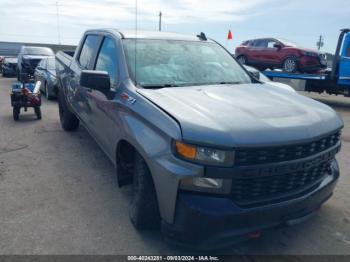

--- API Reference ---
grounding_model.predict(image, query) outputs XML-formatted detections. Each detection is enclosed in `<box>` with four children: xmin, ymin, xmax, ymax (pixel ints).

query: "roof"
<box><xmin>87</xmin><ymin>28</ymin><xmax>213</xmax><ymax>42</ymax></box>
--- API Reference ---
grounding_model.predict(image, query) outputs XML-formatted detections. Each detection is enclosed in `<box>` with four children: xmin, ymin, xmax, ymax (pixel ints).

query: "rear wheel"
<box><xmin>129</xmin><ymin>153</ymin><xmax>160</xmax><ymax>230</ymax></box>
<box><xmin>58</xmin><ymin>89</ymin><xmax>79</xmax><ymax>131</ymax></box>
<box><xmin>13</xmin><ymin>107</ymin><xmax>20</xmax><ymax>121</ymax></box>
<box><xmin>237</xmin><ymin>55</ymin><xmax>247</xmax><ymax>65</ymax></box>
<box><xmin>282</xmin><ymin>57</ymin><xmax>298</xmax><ymax>73</ymax></box>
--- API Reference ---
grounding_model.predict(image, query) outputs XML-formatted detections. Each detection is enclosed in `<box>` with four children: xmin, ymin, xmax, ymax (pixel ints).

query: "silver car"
<box><xmin>34</xmin><ymin>56</ymin><xmax>57</xmax><ymax>100</ymax></box>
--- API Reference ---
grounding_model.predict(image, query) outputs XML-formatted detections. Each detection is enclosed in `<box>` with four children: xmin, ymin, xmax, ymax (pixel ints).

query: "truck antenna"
<box><xmin>56</xmin><ymin>1</ymin><xmax>61</xmax><ymax>45</ymax></box>
<box><xmin>134</xmin><ymin>0</ymin><xmax>138</xmax><ymax>85</ymax></box>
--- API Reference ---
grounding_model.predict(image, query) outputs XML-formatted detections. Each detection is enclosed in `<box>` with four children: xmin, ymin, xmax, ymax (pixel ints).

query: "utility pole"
<box><xmin>56</xmin><ymin>1</ymin><xmax>61</xmax><ymax>45</ymax></box>
<box><xmin>159</xmin><ymin>11</ymin><xmax>162</xmax><ymax>31</ymax></box>
<box><xmin>317</xmin><ymin>35</ymin><xmax>324</xmax><ymax>51</ymax></box>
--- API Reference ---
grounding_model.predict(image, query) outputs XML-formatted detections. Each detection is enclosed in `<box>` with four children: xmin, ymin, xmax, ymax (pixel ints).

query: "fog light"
<box><xmin>193</xmin><ymin>177</ymin><xmax>223</xmax><ymax>189</ymax></box>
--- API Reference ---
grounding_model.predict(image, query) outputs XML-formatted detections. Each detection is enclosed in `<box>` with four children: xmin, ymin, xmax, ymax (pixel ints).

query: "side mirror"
<box><xmin>273</xmin><ymin>43</ymin><xmax>282</xmax><ymax>50</ymax></box>
<box><xmin>80</xmin><ymin>70</ymin><xmax>111</xmax><ymax>92</ymax></box>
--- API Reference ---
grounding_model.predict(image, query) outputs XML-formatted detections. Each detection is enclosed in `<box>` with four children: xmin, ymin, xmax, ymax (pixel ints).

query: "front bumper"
<box><xmin>162</xmin><ymin>160</ymin><xmax>339</xmax><ymax>250</ymax></box>
<box><xmin>299</xmin><ymin>56</ymin><xmax>327</xmax><ymax>72</ymax></box>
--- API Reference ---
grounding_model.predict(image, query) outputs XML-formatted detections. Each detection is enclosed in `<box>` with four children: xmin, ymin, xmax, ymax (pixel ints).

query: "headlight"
<box><xmin>174</xmin><ymin>141</ymin><xmax>234</xmax><ymax>166</ymax></box>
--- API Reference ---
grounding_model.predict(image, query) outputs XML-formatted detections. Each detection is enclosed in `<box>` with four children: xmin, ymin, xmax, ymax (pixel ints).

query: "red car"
<box><xmin>235</xmin><ymin>38</ymin><xmax>327</xmax><ymax>73</ymax></box>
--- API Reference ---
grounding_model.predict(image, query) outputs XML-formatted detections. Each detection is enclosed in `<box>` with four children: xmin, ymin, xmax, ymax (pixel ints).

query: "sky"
<box><xmin>0</xmin><ymin>0</ymin><xmax>348</xmax><ymax>54</ymax></box>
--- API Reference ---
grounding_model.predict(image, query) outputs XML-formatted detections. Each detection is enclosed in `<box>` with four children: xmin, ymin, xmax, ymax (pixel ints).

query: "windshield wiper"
<box><xmin>217</xmin><ymin>81</ymin><xmax>244</xmax><ymax>85</ymax></box>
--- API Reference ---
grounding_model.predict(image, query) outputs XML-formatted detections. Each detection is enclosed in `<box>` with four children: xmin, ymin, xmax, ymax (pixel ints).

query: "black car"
<box><xmin>17</xmin><ymin>46</ymin><xmax>54</xmax><ymax>81</ymax></box>
<box><xmin>1</xmin><ymin>57</ymin><xmax>18</xmax><ymax>77</ymax></box>
<box><xmin>34</xmin><ymin>56</ymin><xmax>57</xmax><ymax>99</ymax></box>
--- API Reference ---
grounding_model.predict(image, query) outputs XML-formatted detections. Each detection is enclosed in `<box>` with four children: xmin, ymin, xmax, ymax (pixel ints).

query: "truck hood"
<box><xmin>138</xmin><ymin>83</ymin><xmax>343</xmax><ymax>147</ymax></box>
<box><xmin>289</xmin><ymin>47</ymin><xmax>323</xmax><ymax>55</ymax></box>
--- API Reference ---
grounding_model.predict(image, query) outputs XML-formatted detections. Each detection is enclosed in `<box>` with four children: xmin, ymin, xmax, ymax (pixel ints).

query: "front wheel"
<box><xmin>129</xmin><ymin>154</ymin><xmax>160</xmax><ymax>230</ymax></box>
<box><xmin>282</xmin><ymin>57</ymin><xmax>298</xmax><ymax>73</ymax></box>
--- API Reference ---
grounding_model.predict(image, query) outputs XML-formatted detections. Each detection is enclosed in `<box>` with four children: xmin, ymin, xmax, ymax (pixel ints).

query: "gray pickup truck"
<box><xmin>56</xmin><ymin>29</ymin><xmax>343</xmax><ymax>249</ymax></box>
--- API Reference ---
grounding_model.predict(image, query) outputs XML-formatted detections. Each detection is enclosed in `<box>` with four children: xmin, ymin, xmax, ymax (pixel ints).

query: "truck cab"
<box><xmin>338</xmin><ymin>30</ymin><xmax>350</xmax><ymax>86</ymax></box>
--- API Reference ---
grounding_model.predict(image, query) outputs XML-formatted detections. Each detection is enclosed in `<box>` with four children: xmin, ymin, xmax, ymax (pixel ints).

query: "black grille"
<box><xmin>236</xmin><ymin>131</ymin><xmax>341</xmax><ymax>166</ymax></box>
<box><xmin>231</xmin><ymin>162</ymin><xmax>332</xmax><ymax>207</ymax></box>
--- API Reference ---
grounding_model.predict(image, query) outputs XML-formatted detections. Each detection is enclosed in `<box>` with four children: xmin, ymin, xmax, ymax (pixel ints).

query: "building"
<box><xmin>0</xmin><ymin>41</ymin><xmax>76</xmax><ymax>56</ymax></box>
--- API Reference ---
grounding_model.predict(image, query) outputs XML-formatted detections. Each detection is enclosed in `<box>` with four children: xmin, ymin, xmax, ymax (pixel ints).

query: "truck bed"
<box><xmin>56</xmin><ymin>51</ymin><xmax>73</xmax><ymax>68</ymax></box>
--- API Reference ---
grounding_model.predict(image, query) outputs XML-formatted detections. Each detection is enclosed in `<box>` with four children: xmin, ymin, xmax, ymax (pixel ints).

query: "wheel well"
<box><xmin>116</xmin><ymin>140</ymin><xmax>137</xmax><ymax>187</ymax></box>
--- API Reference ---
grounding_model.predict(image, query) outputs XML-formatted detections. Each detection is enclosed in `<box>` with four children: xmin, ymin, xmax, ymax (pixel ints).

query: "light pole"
<box><xmin>159</xmin><ymin>11</ymin><xmax>162</xmax><ymax>31</ymax></box>
<box><xmin>56</xmin><ymin>1</ymin><xmax>61</xmax><ymax>45</ymax></box>
<box><xmin>317</xmin><ymin>35</ymin><xmax>324</xmax><ymax>51</ymax></box>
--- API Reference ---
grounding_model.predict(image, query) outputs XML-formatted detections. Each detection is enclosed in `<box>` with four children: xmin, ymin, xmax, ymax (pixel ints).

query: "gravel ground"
<box><xmin>0</xmin><ymin>76</ymin><xmax>349</xmax><ymax>255</ymax></box>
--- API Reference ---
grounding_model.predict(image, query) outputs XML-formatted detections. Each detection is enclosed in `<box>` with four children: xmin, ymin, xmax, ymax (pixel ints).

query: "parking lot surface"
<box><xmin>0</xmin><ymin>76</ymin><xmax>349</xmax><ymax>255</ymax></box>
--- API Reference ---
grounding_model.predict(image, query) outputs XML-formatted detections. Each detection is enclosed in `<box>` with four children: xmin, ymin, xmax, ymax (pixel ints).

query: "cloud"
<box><xmin>0</xmin><ymin>0</ymin><xmax>277</xmax><ymax>44</ymax></box>
<box><xmin>0</xmin><ymin>0</ymin><xmax>275</xmax><ymax>28</ymax></box>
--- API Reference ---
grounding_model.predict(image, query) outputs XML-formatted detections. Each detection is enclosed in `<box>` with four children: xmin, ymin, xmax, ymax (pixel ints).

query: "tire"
<box><xmin>237</xmin><ymin>55</ymin><xmax>247</xmax><ymax>65</ymax></box>
<box><xmin>34</xmin><ymin>106</ymin><xmax>42</xmax><ymax>120</ymax></box>
<box><xmin>58</xmin><ymin>89</ymin><xmax>79</xmax><ymax>131</ymax></box>
<box><xmin>13</xmin><ymin>107</ymin><xmax>20</xmax><ymax>121</ymax></box>
<box><xmin>282</xmin><ymin>57</ymin><xmax>298</xmax><ymax>73</ymax></box>
<box><xmin>129</xmin><ymin>153</ymin><xmax>160</xmax><ymax>230</ymax></box>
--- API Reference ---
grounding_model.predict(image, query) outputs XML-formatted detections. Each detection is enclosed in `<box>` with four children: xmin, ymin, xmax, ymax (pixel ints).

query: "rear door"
<box><xmin>250</xmin><ymin>39</ymin><xmax>267</xmax><ymax>63</ymax></box>
<box><xmin>338</xmin><ymin>32</ymin><xmax>350</xmax><ymax>86</ymax></box>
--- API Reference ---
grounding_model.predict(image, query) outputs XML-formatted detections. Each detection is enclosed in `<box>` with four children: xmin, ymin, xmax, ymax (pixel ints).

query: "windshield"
<box><xmin>47</xmin><ymin>57</ymin><xmax>56</xmax><ymax>70</ymax></box>
<box><xmin>123</xmin><ymin>39</ymin><xmax>251</xmax><ymax>87</ymax></box>
<box><xmin>23</xmin><ymin>47</ymin><xmax>53</xmax><ymax>56</ymax></box>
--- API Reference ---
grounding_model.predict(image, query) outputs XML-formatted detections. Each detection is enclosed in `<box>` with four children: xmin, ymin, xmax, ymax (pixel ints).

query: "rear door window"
<box><xmin>78</xmin><ymin>35</ymin><xmax>99</xmax><ymax>69</ymax></box>
<box><xmin>253</xmin><ymin>40</ymin><xmax>267</xmax><ymax>48</ymax></box>
<box><xmin>257</xmin><ymin>39</ymin><xmax>268</xmax><ymax>48</ymax></box>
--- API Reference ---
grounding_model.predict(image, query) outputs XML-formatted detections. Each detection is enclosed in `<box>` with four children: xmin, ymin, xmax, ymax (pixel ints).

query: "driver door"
<box><xmin>84</xmin><ymin>36</ymin><xmax>120</xmax><ymax>158</ymax></box>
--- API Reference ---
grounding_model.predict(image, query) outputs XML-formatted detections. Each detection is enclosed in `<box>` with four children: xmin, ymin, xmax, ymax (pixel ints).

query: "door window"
<box><xmin>95</xmin><ymin>37</ymin><xmax>118</xmax><ymax>87</ymax></box>
<box><xmin>79</xmin><ymin>35</ymin><xmax>99</xmax><ymax>69</ymax></box>
<box><xmin>254</xmin><ymin>40</ymin><xmax>268</xmax><ymax>48</ymax></box>
<box><xmin>267</xmin><ymin>40</ymin><xmax>278</xmax><ymax>48</ymax></box>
